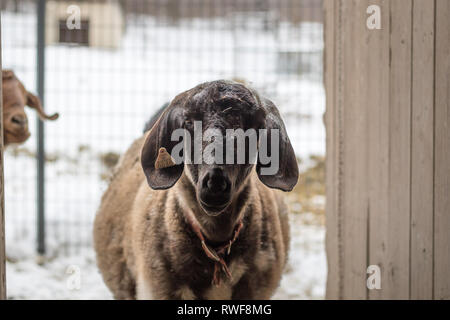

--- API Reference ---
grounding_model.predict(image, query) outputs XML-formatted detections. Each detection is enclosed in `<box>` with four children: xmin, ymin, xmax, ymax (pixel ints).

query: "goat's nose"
<box><xmin>203</xmin><ymin>169</ymin><xmax>230</xmax><ymax>194</ymax></box>
<box><xmin>11</xmin><ymin>114</ymin><xmax>28</xmax><ymax>128</ymax></box>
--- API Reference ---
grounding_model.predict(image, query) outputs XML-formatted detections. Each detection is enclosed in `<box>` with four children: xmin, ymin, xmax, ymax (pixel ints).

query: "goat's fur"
<box><xmin>94</xmin><ymin>80</ymin><xmax>298</xmax><ymax>300</ymax></box>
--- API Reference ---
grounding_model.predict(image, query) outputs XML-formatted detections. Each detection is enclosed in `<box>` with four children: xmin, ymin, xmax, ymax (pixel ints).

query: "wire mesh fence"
<box><xmin>2</xmin><ymin>0</ymin><xmax>324</xmax><ymax>258</ymax></box>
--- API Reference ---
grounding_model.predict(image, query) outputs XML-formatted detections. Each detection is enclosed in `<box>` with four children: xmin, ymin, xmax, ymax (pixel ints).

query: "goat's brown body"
<box><xmin>94</xmin><ymin>135</ymin><xmax>290</xmax><ymax>300</ymax></box>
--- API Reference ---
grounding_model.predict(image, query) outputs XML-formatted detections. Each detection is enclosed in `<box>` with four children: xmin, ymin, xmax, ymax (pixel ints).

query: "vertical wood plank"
<box><xmin>434</xmin><ymin>0</ymin><xmax>450</xmax><ymax>300</ymax></box>
<box><xmin>341</xmin><ymin>0</ymin><xmax>368</xmax><ymax>299</ymax></box>
<box><xmin>410</xmin><ymin>0</ymin><xmax>435</xmax><ymax>300</ymax></box>
<box><xmin>330</xmin><ymin>0</ymin><xmax>345</xmax><ymax>299</ymax></box>
<box><xmin>0</xmin><ymin>13</ymin><xmax>6</xmax><ymax>300</ymax></box>
<box><xmin>385</xmin><ymin>0</ymin><xmax>412</xmax><ymax>299</ymax></box>
<box><xmin>334</xmin><ymin>0</ymin><xmax>345</xmax><ymax>299</ymax></box>
<box><xmin>324</xmin><ymin>0</ymin><xmax>339</xmax><ymax>299</ymax></box>
<box><xmin>366</xmin><ymin>0</ymin><xmax>390</xmax><ymax>300</ymax></box>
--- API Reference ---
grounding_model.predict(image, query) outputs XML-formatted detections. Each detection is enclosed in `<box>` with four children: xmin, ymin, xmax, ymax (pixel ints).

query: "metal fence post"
<box><xmin>0</xmin><ymin>12</ymin><xmax>7</xmax><ymax>300</ymax></box>
<box><xmin>36</xmin><ymin>0</ymin><xmax>46</xmax><ymax>259</ymax></box>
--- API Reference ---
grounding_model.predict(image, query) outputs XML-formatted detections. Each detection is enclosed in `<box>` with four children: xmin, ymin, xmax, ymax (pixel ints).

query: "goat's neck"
<box><xmin>175</xmin><ymin>173</ymin><xmax>252</xmax><ymax>244</ymax></box>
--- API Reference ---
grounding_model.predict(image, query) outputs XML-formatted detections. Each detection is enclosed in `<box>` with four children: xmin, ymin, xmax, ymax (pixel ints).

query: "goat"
<box><xmin>94</xmin><ymin>80</ymin><xmax>299</xmax><ymax>299</ymax></box>
<box><xmin>2</xmin><ymin>70</ymin><xmax>58</xmax><ymax>146</ymax></box>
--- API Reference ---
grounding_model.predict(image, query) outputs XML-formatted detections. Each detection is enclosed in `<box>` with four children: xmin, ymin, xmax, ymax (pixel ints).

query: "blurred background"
<box><xmin>1</xmin><ymin>0</ymin><xmax>325</xmax><ymax>299</ymax></box>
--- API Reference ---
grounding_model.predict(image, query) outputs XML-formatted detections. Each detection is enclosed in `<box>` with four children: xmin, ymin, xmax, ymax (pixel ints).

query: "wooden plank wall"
<box><xmin>434</xmin><ymin>0</ymin><xmax>450</xmax><ymax>300</ymax></box>
<box><xmin>324</xmin><ymin>0</ymin><xmax>450</xmax><ymax>299</ymax></box>
<box><xmin>0</xmin><ymin>13</ymin><xmax>6</xmax><ymax>300</ymax></box>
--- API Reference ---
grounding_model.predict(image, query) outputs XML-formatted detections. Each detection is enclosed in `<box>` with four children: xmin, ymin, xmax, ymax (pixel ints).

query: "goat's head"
<box><xmin>2</xmin><ymin>70</ymin><xmax>59</xmax><ymax>146</ymax></box>
<box><xmin>141</xmin><ymin>80</ymin><xmax>298</xmax><ymax>216</ymax></box>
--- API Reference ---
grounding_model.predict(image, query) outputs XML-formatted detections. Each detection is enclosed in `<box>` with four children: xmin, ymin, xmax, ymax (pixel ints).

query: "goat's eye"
<box><xmin>184</xmin><ymin>119</ymin><xmax>193</xmax><ymax>128</ymax></box>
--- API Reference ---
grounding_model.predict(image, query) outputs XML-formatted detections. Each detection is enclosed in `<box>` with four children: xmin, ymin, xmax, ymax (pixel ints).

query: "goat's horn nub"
<box><xmin>154</xmin><ymin>147</ymin><xmax>176</xmax><ymax>169</ymax></box>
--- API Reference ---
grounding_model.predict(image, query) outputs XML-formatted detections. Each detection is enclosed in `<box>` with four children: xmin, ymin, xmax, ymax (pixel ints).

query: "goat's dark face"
<box><xmin>141</xmin><ymin>80</ymin><xmax>299</xmax><ymax>216</ymax></box>
<box><xmin>181</xmin><ymin>82</ymin><xmax>265</xmax><ymax>215</ymax></box>
<box><xmin>2</xmin><ymin>70</ymin><xmax>59</xmax><ymax>146</ymax></box>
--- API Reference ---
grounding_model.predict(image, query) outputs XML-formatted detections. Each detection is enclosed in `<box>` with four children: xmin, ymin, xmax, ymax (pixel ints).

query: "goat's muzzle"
<box><xmin>199</xmin><ymin>167</ymin><xmax>231</xmax><ymax>216</ymax></box>
<box><xmin>4</xmin><ymin>111</ymin><xmax>30</xmax><ymax>144</ymax></box>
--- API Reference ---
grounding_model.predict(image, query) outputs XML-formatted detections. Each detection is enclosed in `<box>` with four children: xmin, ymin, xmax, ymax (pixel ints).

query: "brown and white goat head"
<box><xmin>2</xmin><ymin>70</ymin><xmax>59</xmax><ymax>146</ymax></box>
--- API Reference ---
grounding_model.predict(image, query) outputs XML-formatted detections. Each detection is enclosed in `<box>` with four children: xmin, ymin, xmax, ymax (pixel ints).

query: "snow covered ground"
<box><xmin>6</xmin><ymin>213</ymin><xmax>325</xmax><ymax>300</ymax></box>
<box><xmin>2</xmin><ymin>9</ymin><xmax>326</xmax><ymax>299</ymax></box>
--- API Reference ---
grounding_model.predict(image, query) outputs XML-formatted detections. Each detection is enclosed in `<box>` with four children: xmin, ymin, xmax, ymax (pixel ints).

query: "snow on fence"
<box><xmin>2</xmin><ymin>0</ymin><xmax>325</xmax><ymax>260</ymax></box>
<box><xmin>324</xmin><ymin>0</ymin><xmax>450</xmax><ymax>299</ymax></box>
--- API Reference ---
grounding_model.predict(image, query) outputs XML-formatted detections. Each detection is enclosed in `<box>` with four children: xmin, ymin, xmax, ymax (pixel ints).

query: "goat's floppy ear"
<box><xmin>25</xmin><ymin>91</ymin><xmax>59</xmax><ymax>121</ymax></box>
<box><xmin>256</xmin><ymin>98</ymin><xmax>299</xmax><ymax>191</ymax></box>
<box><xmin>14</xmin><ymin>77</ymin><xmax>59</xmax><ymax>120</ymax></box>
<box><xmin>141</xmin><ymin>98</ymin><xmax>185</xmax><ymax>190</ymax></box>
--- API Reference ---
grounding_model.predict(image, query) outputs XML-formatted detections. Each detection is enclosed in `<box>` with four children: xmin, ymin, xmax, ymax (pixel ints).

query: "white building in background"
<box><xmin>45</xmin><ymin>0</ymin><xmax>125</xmax><ymax>49</ymax></box>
